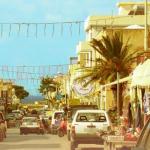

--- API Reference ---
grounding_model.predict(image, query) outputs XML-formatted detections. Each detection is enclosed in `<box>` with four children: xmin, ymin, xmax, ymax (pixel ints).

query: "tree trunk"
<box><xmin>111</xmin><ymin>83</ymin><xmax>124</xmax><ymax>116</ymax></box>
<box><xmin>119</xmin><ymin>84</ymin><xmax>124</xmax><ymax>116</ymax></box>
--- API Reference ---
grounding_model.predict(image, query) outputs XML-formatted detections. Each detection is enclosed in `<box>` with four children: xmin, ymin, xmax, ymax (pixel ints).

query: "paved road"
<box><xmin>0</xmin><ymin>128</ymin><xmax>103</xmax><ymax>150</ymax></box>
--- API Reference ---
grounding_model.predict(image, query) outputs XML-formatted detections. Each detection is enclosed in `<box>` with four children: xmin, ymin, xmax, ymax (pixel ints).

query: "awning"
<box><xmin>131</xmin><ymin>59</ymin><xmax>150</xmax><ymax>87</ymax></box>
<box><xmin>124</xmin><ymin>24</ymin><xmax>144</xmax><ymax>29</ymax></box>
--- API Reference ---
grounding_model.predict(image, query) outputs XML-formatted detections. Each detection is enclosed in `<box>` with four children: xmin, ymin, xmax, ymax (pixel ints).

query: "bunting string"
<box><xmin>0</xmin><ymin>15</ymin><xmax>141</xmax><ymax>38</ymax></box>
<box><xmin>0</xmin><ymin>65</ymin><xmax>69</xmax><ymax>95</ymax></box>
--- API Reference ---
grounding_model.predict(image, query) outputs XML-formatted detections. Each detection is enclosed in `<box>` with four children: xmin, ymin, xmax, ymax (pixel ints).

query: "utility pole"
<box><xmin>144</xmin><ymin>0</ymin><xmax>148</xmax><ymax>52</ymax></box>
<box><xmin>117</xmin><ymin>72</ymin><xmax>120</xmax><ymax>119</ymax></box>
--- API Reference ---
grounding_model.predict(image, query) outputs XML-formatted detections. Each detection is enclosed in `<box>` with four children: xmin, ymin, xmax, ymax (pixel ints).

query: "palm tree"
<box><xmin>76</xmin><ymin>32</ymin><xmax>143</xmax><ymax>116</ymax></box>
<box><xmin>39</xmin><ymin>76</ymin><xmax>60</xmax><ymax>108</ymax></box>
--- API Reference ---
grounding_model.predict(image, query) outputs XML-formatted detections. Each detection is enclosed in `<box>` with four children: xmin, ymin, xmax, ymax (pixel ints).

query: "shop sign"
<box><xmin>143</xmin><ymin>92</ymin><xmax>150</xmax><ymax>114</ymax></box>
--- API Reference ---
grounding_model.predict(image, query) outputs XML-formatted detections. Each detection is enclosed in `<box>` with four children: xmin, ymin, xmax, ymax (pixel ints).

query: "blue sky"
<box><xmin>0</xmin><ymin>0</ymin><xmax>125</xmax><ymax>95</ymax></box>
<box><xmin>0</xmin><ymin>0</ymin><xmax>120</xmax><ymax>66</ymax></box>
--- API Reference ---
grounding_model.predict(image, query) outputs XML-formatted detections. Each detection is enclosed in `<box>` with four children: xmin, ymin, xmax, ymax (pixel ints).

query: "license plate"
<box><xmin>28</xmin><ymin>123</ymin><xmax>33</xmax><ymax>125</ymax></box>
<box><xmin>87</xmin><ymin>125</ymin><xmax>96</xmax><ymax>128</ymax></box>
<box><xmin>84</xmin><ymin>128</ymin><xmax>97</xmax><ymax>133</ymax></box>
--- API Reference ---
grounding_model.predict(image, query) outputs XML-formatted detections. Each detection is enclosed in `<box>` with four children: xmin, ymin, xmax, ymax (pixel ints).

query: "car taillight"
<box><xmin>71</xmin><ymin>126</ymin><xmax>76</xmax><ymax>136</ymax></box>
<box><xmin>39</xmin><ymin>122</ymin><xmax>43</xmax><ymax>128</ymax></box>
<box><xmin>107</xmin><ymin>126</ymin><xmax>111</xmax><ymax>131</ymax></box>
<box><xmin>51</xmin><ymin>124</ymin><xmax>55</xmax><ymax>128</ymax></box>
<box><xmin>20</xmin><ymin>121</ymin><xmax>23</xmax><ymax>125</ymax></box>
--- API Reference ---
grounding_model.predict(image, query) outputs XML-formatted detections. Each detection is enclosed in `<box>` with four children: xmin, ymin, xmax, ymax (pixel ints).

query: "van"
<box><xmin>50</xmin><ymin>110</ymin><xmax>64</xmax><ymax>134</ymax></box>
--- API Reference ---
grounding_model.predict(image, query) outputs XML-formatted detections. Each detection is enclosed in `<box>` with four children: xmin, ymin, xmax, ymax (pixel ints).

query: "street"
<box><xmin>1</xmin><ymin>128</ymin><xmax>103</xmax><ymax>150</ymax></box>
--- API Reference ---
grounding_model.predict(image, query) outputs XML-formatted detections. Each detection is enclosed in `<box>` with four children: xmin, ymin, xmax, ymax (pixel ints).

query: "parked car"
<box><xmin>66</xmin><ymin>105</ymin><xmax>98</xmax><ymax>141</ymax></box>
<box><xmin>20</xmin><ymin>116</ymin><xmax>44</xmax><ymax>135</ymax></box>
<box><xmin>6</xmin><ymin>113</ymin><xmax>16</xmax><ymax>128</ymax></box>
<box><xmin>0</xmin><ymin>111</ymin><xmax>7</xmax><ymax>140</ymax></box>
<box><xmin>50</xmin><ymin>110</ymin><xmax>64</xmax><ymax>134</ymax></box>
<box><xmin>132</xmin><ymin>117</ymin><xmax>150</xmax><ymax>150</ymax></box>
<box><xmin>11</xmin><ymin>110</ymin><xmax>23</xmax><ymax>120</ymax></box>
<box><xmin>70</xmin><ymin>109</ymin><xmax>111</xmax><ymax>150</ymax></box>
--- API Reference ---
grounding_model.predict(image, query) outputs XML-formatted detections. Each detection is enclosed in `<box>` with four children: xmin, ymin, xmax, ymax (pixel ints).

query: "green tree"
<box><xmin>39</xmin><ymin>76</ymin><xmax>60</xmax><ymax>108</ymax></box>
<box><xmin>76</xmin><ymin>32</ymin><xmax>143</xmax><ymax>116</ymax></box>
<box><xmin>12</xmin><ymin>85</ymin><xmax>29</xmax><ymax>101</ymax></box>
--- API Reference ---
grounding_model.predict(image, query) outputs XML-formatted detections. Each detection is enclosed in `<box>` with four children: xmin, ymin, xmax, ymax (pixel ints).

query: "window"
<box><xmin>80</xmin><ymin>51</ymin><xmax>92</xmax><ymax>67</ymax></box>
<box><xmin>54</xmin><ymin>112</ymin><xmax>63</xmax><ymax>119</ymax></box>
<box><xmin>76</xmin><ymin>113</ymin><xmax>106</xmax><ymax>122</ymax></box>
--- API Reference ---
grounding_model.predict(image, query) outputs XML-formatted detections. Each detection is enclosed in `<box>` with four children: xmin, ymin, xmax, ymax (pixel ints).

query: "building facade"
<box><xmin>69</xmin><ymin>1</ymin><xmax>150</xmax><ymax>110</ymax></box>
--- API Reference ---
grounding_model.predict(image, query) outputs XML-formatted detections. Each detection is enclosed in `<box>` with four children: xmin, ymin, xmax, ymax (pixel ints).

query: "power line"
<box><xmin>0</xmin><ymin>14</ymin><xmax>147</xmax><ymax>38</ymax></box>
<box><xmin>0</xmin><ymin>65</ymin><xmax>70</xmax><ymax>95</ymax></box>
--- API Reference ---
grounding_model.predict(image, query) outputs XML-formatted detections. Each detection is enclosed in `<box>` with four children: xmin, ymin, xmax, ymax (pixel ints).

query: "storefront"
<box><xmin>131</xmin><ymin>59</ymin><xmax>150</xmax><ymax>125</ymax></box>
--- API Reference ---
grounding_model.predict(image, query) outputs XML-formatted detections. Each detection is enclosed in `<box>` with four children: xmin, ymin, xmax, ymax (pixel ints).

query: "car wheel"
<box><xmin>67</xmin><ymin>130</ymin><xmax>70</xmax><ymax>141</ymax></box>
<box><xmin>58</xmin><ymin>129</ymin><xmax>64</xmax><ymax>137</ymax></box>
<box><xmin>4</xmin><ymin>132</ymin><xmax>6</xmax><ymax>138</ymax></box>
<box><xmin>41</xmin><ymin>131</ymin><xmax>45</xmax><ymax>135</ymax></box>
<box><xmin>51</xmin><ymin>129</ymin><xmax>54</xmax><ymax>134</ymax></box>
<box><xmin>40</xmin><ymin>129</ymin><xmax>44</xmax><ymax>135</ymax></box>
<box><xmin>0</xmin><ymin>131</ymin><xmax>4</xmax><ymax>141</ymax></box>
<box><xmin>1</xmin><ymin>130</ymin><xmax>6</xmax><ymax>139</ymax></box>
<box><xmin>37</xmin><ymin>129</ymin><xmax>42</xmax><ymax>134</ymax></box>
<box><xmin>70</xmin><ymin>141</ymin><xmax>77</xmax><ymax>150</ymax></box>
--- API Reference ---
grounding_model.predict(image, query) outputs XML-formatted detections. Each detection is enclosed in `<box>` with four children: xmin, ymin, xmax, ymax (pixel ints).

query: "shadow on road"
<box><xmin>0</xmin><ymin>143</ymin><xmax>61</xmax><ymax>150</ymax></box>
<box><xmin>5</xmin><ymin>134</ymin><xmax>50</xmax><ymax>142</ymax></box>
<box><xmin>80</xmin><ymin>148</ymin><xmax>103</xmax><ymax>150</ymax></box>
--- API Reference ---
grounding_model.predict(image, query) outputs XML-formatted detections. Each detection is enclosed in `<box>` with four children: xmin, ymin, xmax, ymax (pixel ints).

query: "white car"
<box><xmin>70</xmin><ymin>110</ymin><xmax>111</xmax><ymax>150</ymax></box>
<box><xmin>20</xmin><ymin>117</ymin><xmax>44</xmax><ymax>135</ymax></box>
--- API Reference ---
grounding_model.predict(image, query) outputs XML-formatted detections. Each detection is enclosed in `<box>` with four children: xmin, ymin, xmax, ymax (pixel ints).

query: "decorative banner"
<box><xmin>72</xmin><ymin>79</ymin><xmax>94</xmax><ymax>96</ymax></box>
<box><xmin>0</xmin><ymin>21</ymin><xmax>84</xmax><ymax>38</ymax></box>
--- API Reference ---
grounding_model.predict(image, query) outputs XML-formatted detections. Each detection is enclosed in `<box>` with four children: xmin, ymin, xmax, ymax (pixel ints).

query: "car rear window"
<box><xmin>54</xmin><ymin>112</ymin><xmax>63</xmax><ymax>119</ymax></box>
<box><xmin>23</xmin><ymin>117</ymin><xmax>37</xmax><ymax>122</ymax></box>
<box><xmin>76</xmin><ymin>112</ymin><xmax>106</xmax><ymax>122</ymax></box>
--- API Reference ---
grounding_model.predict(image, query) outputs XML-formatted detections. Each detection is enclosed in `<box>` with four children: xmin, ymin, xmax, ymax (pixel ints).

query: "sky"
<box><xmin>0</xmin><ymin>0</ymin><xmax>121</xmax><ymax>66</ymax></box>
<box><xmin>0</xmin><ymin>0</ymin><xmax>139</xmax><ymax>95</ymax></box>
